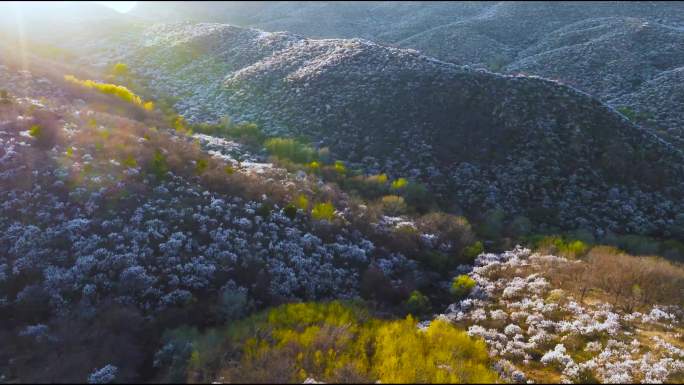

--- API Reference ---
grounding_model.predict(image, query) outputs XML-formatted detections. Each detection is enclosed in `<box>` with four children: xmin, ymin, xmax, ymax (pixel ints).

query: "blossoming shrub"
<box><xmin>2</xmin><ymin>65</ymin><xmax>519</xmax><ymax>383</ymax></box>
<box><xmin>455</xmin><ymin>247</ymin><xmax>684</xmax><ymax>384</ymax></box>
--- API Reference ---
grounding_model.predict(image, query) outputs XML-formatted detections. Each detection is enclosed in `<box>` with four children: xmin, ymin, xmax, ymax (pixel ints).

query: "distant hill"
<box><xmin>504</xmin><ymin>17</ymin><xmax>684</xmax><ymax>140</ymax></box>
<box><xmin>127</xmin><ymin>1</ymin><xmax>684</xmax><ymax>142</ymax></box>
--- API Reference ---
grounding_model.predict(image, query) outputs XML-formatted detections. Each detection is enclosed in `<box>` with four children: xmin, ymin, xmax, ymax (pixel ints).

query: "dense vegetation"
<box><xmin>154</xmin><ymin>301</ymin><xmax>499</xmax><ymax>383</ymax></box>
<box><xmin>1</xmin><ymin>45</ymin><xmax>683</xmax><ymax>384</ymax></box>
<box><xmin>0</xmin><ymin>65</ymin><xmax>488</xmax><ymax>383</ymax></box>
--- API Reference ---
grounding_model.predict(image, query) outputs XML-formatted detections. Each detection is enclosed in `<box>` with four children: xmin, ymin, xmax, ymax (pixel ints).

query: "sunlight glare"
<box><xmin>93</xmin><ymin>1</ymin><xmax>137</xmax><ymax>13</ymax></box>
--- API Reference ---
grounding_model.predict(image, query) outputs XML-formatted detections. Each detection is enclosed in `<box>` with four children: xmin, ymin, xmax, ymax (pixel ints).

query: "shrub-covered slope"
<box><xmin>83</xmin><ymin>23</ymin><xmax>684</xmax><ymax>240</ymax></box>
<box><xmin>0</xmin><ymin>53</ymin><xmax>484</xmax><ymax>382</ymax></box>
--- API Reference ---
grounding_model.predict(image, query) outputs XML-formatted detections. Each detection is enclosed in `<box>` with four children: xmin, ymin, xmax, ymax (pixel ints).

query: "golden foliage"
<box><xmin>311</xmin><ymin>202</ymin><xmax>335</xmax><ymax>222</ymax></box>
<box><xmin>295</xmin><ymin>194</ymin><xmax>310</xmax><ymax>211</ymax></box>
<box><xmin>334</xmin><ymin>160</ymin><xmax>347</xmax><ymax>175</ymax></box>
<box><xmin>390</xmin><ymin>177</ymin><xmax>408</xmax><ymax>190</ymax></box>
<box><xmin>64</xmin><ymin>75</ymin><xmax>154</xmax><ymax>111</ymax></box>
<box><xmin>212</xmin><ymin>301</ymin><xmax>498</xmax><ymax>384</ymax></box>
<box><xmin>372</xmin><ymin>317</ymin><xmax>497</xmax><ymax>383</ymax></box>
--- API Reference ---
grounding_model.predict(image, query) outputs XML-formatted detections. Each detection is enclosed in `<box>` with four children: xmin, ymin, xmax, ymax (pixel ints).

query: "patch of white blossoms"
<box><xmin>435</xmin><ymin>246</ymin><xmax>684</xmax><ymax>384</ymax></box>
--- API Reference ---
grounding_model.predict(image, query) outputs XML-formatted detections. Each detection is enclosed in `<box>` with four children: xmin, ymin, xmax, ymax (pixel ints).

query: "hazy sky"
<box><xmin>94</xmin><ymin>1</ymin><xmax>137</xmax><ymax>13</ymax></box>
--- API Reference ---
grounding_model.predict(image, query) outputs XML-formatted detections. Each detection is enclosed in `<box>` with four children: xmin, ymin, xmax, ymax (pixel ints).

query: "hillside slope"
<box><xmin>61</xmin><ymin>23</ymin><xmax>684</xmax><ymax>239</ymax></box>
<box><xmin>0</xmin><ymin>52</ymin><xmax>434</xmax><ymax>382</ymax></box>
<box><xmin>609</xmin><ymin>66</ymin><xmax>684</xmax><ymax>143</ymax></box>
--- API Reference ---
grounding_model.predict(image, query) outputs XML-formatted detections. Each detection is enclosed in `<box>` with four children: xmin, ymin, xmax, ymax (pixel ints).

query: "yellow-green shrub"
<box><xmin>111</xmin><ymin>62</ymin><xmax>129</xmax><ymax>78</ymax></box>
<box><xmin>307</xmin><ymin>161</ymin><xmax>321</xmax><ymax>173</ymax></box>
<box><xmin>121</xmin><ymin>155</ymin><xmax>137</xmax><ymax>168</ymax></box>
<box><xmin>295</xmin><ymin>194</ymin><xmax>309</xmax><ymax>211</ymax></box>
<box><xmin>0</xmin><ymin>89</ymin><xmax>10</xmax><ymax>103</ymax></box>
<box><xmin>311</xmin><ymin>202</ymin><xmax>335</xmax><ymax>222</ymax></box>
<box><xmin>172</xmin><ymin>115</ymin><xmax>192</xmax><ymax>135</ymax></box>
<box><xmin>390</xmin><ymin>177</ymin><xmax>408</xmax><ymax>190</ymax></box>
<box><xmin>195</xmin><ymin>158</ymin><xmax>209</xmax><ymax>175</ymax></box>
<box><xmin>367</xmin><ymin>173</ymin><xmax>388</xmax><ymax>184</ymax></box>
<box><xmin>28</xmin><ymin>124</ymin><xmax>42</xmax><ymax>138</ymax></box>
<box><xmin>149</xmin><ymin>149</ymin><xmax>168</xmax><ymax>179</ymax></box>
<box><xmin>417</xmin><ymin>212</ymin><xmax>475</xmax><ymax>257</ymax></box>
<box><xmin>265</xmin><ymin>137</ymin><xmax>317</xmax><ymax>164</ymax></box>
<box><xmin>536</xmin><ymin>236</ymin><xmax>589</xmax><ymax>259</ymax></box>
<box><xmin>403</xmin><ymin>181</ymin><xmax>434</xmax><ymax>213</ymax></box>
<box><xmin>341</xmin><ymin>174</ymin><xmax>390</xmax><ymax>200</ymax></box>
<box><xmin>463</xmin><ymin>241</ymin><xmax>484</xmax><ymax>262</ymax></box>
<box><xmin>283</xmin><ymin>204</ymin><xmax>298</xmax><ymax>220</ymax></box>
<box><xmin>227</xmin><ymin>122</ymin><xmax>265</xmax><ymax>145</ymax></box>
<box><xmin>451</xmin><ymin>274</ymin><xmax>477</xmax><ymax>299</ymax></box>
<box><xmin>333</xmin><ymin>160</ymin><xmax>347</xmax><ymax>175</ymax></box>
